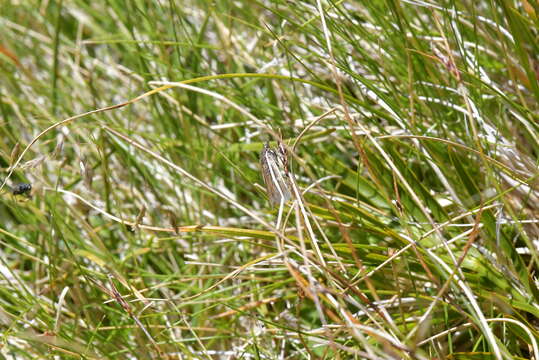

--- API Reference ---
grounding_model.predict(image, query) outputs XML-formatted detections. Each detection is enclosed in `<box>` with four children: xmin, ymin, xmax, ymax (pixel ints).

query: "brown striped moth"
<box><xmin>260</xmin><ymin>142</ymin><xmax>292</xmax><ymax>207</ymax></box>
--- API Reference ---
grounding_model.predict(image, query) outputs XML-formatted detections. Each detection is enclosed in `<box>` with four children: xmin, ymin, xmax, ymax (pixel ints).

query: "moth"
<box><xmin>260</xmin><ymin>142</ymin><xmax>292</xmax><ymax>206</ymax></box>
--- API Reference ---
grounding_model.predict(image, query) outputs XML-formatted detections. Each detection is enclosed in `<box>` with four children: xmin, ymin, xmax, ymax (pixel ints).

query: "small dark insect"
<box><xmin>260</xmin><ymin>142</ymin><xmax>292</xmax><ymax>206</ymax></box>
<box><xmin>12</xmin><ymin>183</ymin><xmax>32</xmax><ymax>195</ymax></box>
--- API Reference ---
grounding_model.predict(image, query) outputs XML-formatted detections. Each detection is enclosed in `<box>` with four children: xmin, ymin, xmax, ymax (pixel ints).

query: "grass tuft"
<box><xmin>1</xmin><ymin>0</ymin><xmax>538</xmax><ymax>358</ymax></box>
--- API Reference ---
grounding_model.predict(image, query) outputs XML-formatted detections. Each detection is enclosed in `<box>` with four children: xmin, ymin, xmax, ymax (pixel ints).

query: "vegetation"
<box><xmin>1</xmin><ymin>0</ymin><xmax>538</xmax><ymax>359</ymax></box>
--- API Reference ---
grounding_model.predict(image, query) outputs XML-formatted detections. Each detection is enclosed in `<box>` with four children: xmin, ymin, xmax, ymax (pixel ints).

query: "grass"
<box><xmin>1</xmin><ymin>0</ymin><xmax>538</xmax><ymax>359</ymax></box>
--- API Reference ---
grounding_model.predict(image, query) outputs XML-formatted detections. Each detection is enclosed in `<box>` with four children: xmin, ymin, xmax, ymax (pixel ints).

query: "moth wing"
<box><xmin>260</xmin><ymin>145</ymin><xmax>291</xmax><ymax>206</ymax></box>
